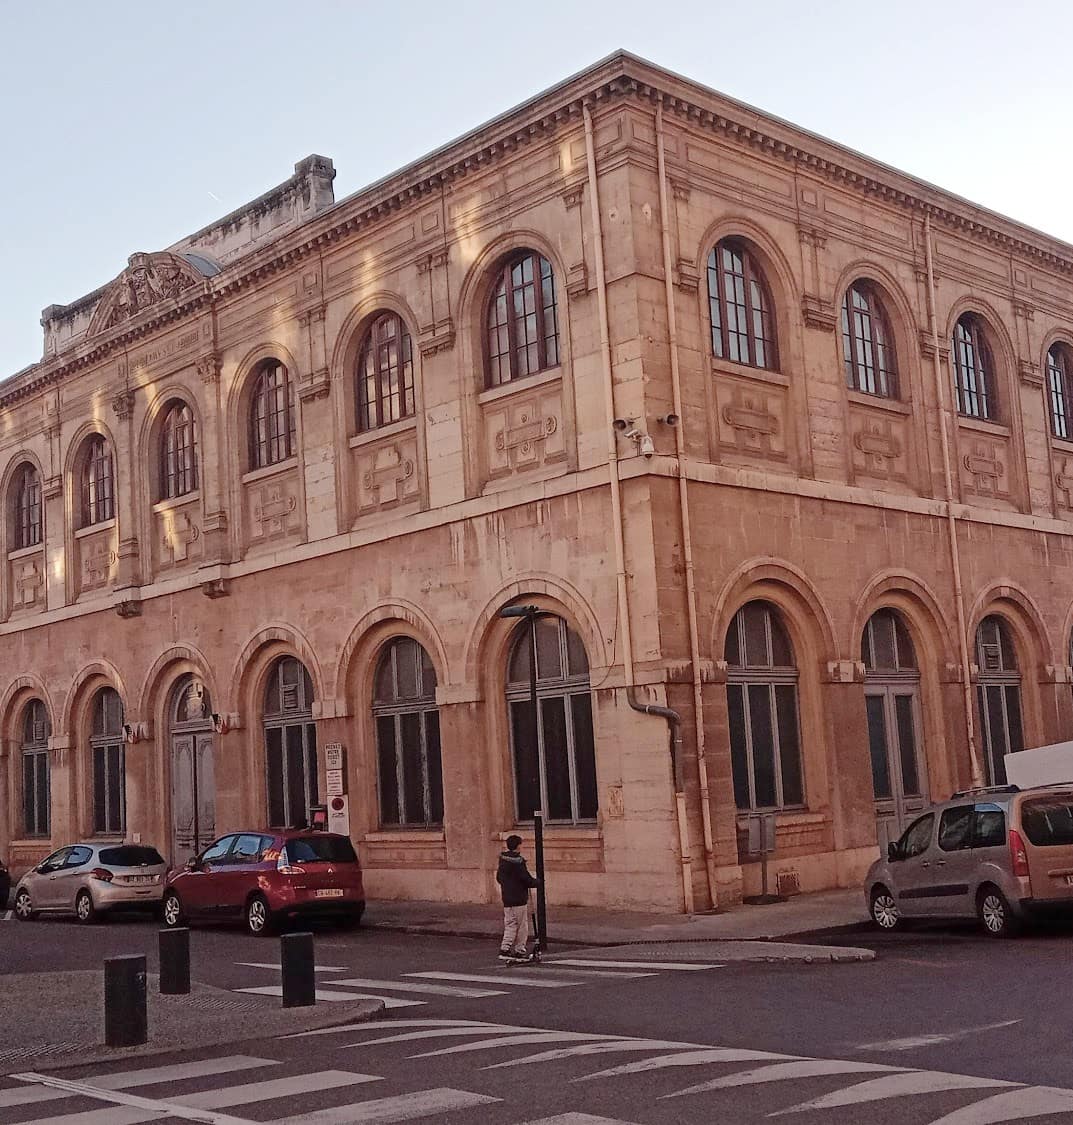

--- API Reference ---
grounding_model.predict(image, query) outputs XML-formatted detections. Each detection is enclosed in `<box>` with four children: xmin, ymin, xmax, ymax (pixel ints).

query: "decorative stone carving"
<box><xmin>1019</xmin><ymin>358</ymin><xmax>1043</xmax><ymax>387</ymax></box>
<box><xmin>248</xmin><ymin>475</ymin><xmax>300</xmax><ymax>544</ymax></box>
<box><xmin>561</xmin><ymin>184</ymin><xmax>585</xmax><ymax>210</ymax></box>
<box><xmin>675</xmin><ymin>260</ymin><xmax>700</xmax><ymax>293</ymax></box>
<box><xmin>297</xmin><ymin>367</ymin><xmax>331</xmax><ymax>402</ymax></box>
<box><xmin>196</xmin><ymin>353</ymin><xmax>221</xmax><ymax>384</ymax></box>
<box><xmin>89</xmin><ymin>252</ymin><xmax>201</xmax><ymax>335</ymax></box>
<box><xmin>802</xmin><ymin>295</ymin><xmax>837</xmax><ymax>332</ymax></box>
<box><xmin>961</xmin><ymin>438</ymin><xmax>1007</xmax><ymax>500</ymax></box>
<box><xmin>485</xmin><ymin>386</ymin><xmax>566</xmax><ymax>481</ymax></box>
<box><xmin>1055</xmin><ymin>458</ymin><xmax>1073</xmax><ymax>509</ymax></box>
<box><xmin>798</xmin><ymin>227</ymin><xmax>828</xmax><ymax>250</ymax></box>
<box><xmin>919</xmin><ymin>328</ymin><xmax>950</xmax><ymax>362</ymax></box>
<box><xmin>159</xmin><ymin>509</ymin><xmax>201</xmax><ymax>568</ymax></box>
<box><xmin>719</xmin><ymin>386</ymin><xmax>784</xmax><ymax>458</ymax></box>
<box><xmin>356</xmin><ymin>438</ymin><xmax>420</xmax><ymax>514</ymax></box>
<box><xmin>116</xmin><ymin>599</ymin><xmax>142</xmax><ymax>619</ymax></box>
<box><xmin>1013</xmin><ymin>300</ymin><xmax>1035</xmax><ymax>321</ymax></box>
<box><xmin>80</xmin><ymin>536</ymin><xmax>117</xmax><ymax>593</ymax></box>
<box><xmin>201</xmin><ymin>578</ymin><xmax>230</xmax><ymax>599</ymax></box>
<box><xmin>13</xmin><ymin>556</ymin><xmax>43</xmax><ymax>608</ymax></box>
<box><xmin>111</xmin><ymin>388</ymin><xmax>136</xmax><ymax>421</ymax></box>
<box><xmin>566</xmin><ymin>262</ymin><xmax>588</xmax><ymax>298</ymax></box>
<box><xmin>417</xmin><ymin>321</ymin><xmax>456</xmax><ymax>357</ymax></box>
<box><xmin>852</xmin><ymin>416</ymin><xmax>905</xmax><ymax>480</ymax></box>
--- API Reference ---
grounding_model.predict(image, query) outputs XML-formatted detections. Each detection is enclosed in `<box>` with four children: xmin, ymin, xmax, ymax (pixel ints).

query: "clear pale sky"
<box><xmin>2</xmin><ymin>0</ymin><xmax>1070</xmax><ymax>376</ymax></box>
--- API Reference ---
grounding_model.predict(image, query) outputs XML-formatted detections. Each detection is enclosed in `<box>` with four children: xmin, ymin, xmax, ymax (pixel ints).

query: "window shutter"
<box><xmin>982</xmin><ymin>642</ymin><xmax>1002</xmax><ymax>672</ymax></box>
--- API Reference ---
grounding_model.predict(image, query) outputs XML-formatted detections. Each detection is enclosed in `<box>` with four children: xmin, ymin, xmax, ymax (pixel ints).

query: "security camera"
<box><xmin>658</xmin><ymin>413</ymin><xmax>680</xmax><ymax>427</ymax></box>
<box><xmin>640</xmin><ymin>434</ymin><xmax>656</xmax><ymax>458</ymax></box>
<box><xmin>613</xmin><ymin>418</ymin><xmax>630</xmax><ymax>431</ymax></box>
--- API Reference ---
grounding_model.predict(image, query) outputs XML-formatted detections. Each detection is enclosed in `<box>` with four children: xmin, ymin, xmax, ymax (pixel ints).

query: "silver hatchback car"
<box><xmin>13</xmin><ymin>843</ymin><xmax>167</xmax><ymax>924</ymax></box>
<box><xmin>865</xmin><ymin>784</ymin><xmax>1073</xmax><ymax>937</ymax></box>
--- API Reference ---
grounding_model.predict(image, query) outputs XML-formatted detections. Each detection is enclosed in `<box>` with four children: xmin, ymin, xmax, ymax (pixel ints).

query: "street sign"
<box><xmin>325</xmin><ymin>743</ymin><xmax>344</xmax><ymax>771</ymax></box>
<box><xmin>326</xmin><ymin>768</ymin><xmax>344</xmax><ymax>797</ymax></box>
<box><xmin>328</xmin><ymin>794</ymin><xmax>350</xmax><ymax>836</ymax></box>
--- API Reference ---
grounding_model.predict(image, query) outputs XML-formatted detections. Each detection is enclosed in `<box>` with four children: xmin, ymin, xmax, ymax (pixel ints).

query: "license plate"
<box><xmin>132</xmin><ymin>875</ymin><xmax>155</xmax><ymax>884</ymax></box>
<box><xmin>315</xmin><ymin>889</ymin><xmax>344</xmax><ymax>899</ymax></box>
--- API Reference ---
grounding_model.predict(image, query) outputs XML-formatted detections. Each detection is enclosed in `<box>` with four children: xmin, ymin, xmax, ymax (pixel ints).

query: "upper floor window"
<box><xmin>357</xmin><ymin>313</ymin><xmax>415</xmax><ymax>432</ymax></box>
<box><xmin>249</xmin><ymin>360</ymin><xmax>296</xmax><ymax>470</ymax></box>
<box><xmin>11</xmin><ymin>462</ymin><xmax>42</xmax><ymax>550</ymax></box>
<box><xmin>707</xmin><ymin>238</ymin><xmax>777</xmax><ymax>370</ymax></box>
<box><xmin>160</xmin><ymin>401</ymin><xmax>199</xmax><ymax>500</ymax></box>
<box><xmin>80</xmin><ymin>435</ymin><xmax>115</xmax><ymax>528</ymax></box>
<box><xmin>486</xmin><ymin>251</ymin><xmax>560</xmax><ymax>387</ymax></box>
<box><xmin>952</xmin><ymin>314</ymin><xmax>995</xmax><ymax>420</ymax></box>
<box><xmin>842</xmin><ymin>282</ymin><xmax>897</xmax><ymax>397</ymax></box>
<box><xmin>1047</xmin><ymin>343</ymin><xmax>1073</xmax><ymax>440</ymax></box>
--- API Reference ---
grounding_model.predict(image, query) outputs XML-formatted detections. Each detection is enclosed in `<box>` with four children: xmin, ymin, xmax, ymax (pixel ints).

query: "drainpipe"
<box><xmin>583</xmin><ymin>101</ymin><xmax>695</xmax><ymax>914</ymax></box>
<box><xmin>924</xmin><ymin>213</ymin><xmax>984</xmax><ymax>788</ymax></box>
<box><xmin>654</xmin><ymin>102</ymin><xmax>718</xmax><ymax>909</ymax></box>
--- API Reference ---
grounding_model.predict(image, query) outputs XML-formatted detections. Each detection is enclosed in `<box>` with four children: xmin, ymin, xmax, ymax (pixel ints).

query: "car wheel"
<box><xmin>162</xmin><ymin>892</ymin><xmax>184</xmax><ymax>928</ymax></box>
<box><xmin>869</xmin><ymin>885</ymin><xmax>900</xmax><ymax>931</ymax></box>
<box><xmin>74</xmin><ymin>890</ymin><xmax>98</xmax><ymax>925</ymax></box>
<box><xmin>14</xmin><ymin>888</ymin><xmax>35</xmax><ymax>921</ymax></box>
<box><xmin>977</xmin><ymin>885</ymin><xmax>1020</xmax><ymax>938</ymax></box>
<box><xmin>245</xmin><ymin>894</ymin><xmax>272</xmax><ymax>937</ymax></box>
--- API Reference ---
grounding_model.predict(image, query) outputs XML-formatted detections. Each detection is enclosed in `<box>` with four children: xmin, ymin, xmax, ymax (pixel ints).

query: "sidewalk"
<box><xmin>365</xmin><ymin>887</ymin><xmax>873</xmax><ymax>962</ymax></box>
<box><xmin>0</xmin><ymin>971</ymin><xmax>383</xmax><ymax>1074</ymax></box>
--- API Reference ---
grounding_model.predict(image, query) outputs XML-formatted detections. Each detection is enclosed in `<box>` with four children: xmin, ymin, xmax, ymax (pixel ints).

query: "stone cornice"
<box><xmin>6</xmin><ymin>51</ymin><xmax>1073</xmax><ymax>409</ymax></box>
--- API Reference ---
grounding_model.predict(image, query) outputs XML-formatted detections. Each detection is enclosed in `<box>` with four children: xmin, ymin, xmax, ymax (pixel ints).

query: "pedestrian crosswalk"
<box><xmin>230</xmin><ymin>955</ymin><xmax>723</xmax><ymax>1011</ymax></box>
<box><xmin>5</xmin><ymin>1018</ymin><xmax>1073</xmax><ymax>1124</ymax></box>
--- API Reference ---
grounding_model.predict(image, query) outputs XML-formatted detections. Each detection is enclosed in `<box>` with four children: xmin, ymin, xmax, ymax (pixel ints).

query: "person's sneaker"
<box><xmin>498</xmin><ymin>949</ymin><xmax>514</xmax><ymax>961</ymax></box>
<box><xmin>507</xmin><ymin>950</ymin><xmax>532</xmax><ymax>962</ymax></box>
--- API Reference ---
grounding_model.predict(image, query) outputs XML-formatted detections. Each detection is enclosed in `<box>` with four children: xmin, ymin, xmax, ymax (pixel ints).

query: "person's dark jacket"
<box><xmin>496</xmin><ymin>850</ymin><xmax>539</xmax><ymax>907</ymax></box>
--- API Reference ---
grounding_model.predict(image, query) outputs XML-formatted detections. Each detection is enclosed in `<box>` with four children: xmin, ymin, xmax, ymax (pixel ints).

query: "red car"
<box><xmin>162</xmin><ymin>830</ymin><xmax>364</xmax><ymax>935</ymax></box>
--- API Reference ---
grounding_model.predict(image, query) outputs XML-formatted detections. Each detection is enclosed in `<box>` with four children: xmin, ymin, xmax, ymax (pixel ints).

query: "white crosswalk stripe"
<box><xmin>664</xmin><ymin>1059</ymin><xmax>905</xmax><ymax>1097</ymax></box>
<box><xmin>176</xmin><ymin>1070</ymin><xmax>380</xmax><ymax>1108</ymax></box>
<box><xmin>772</xmin><ymin>1070</ymin><xmax>1016</xmax><ymax>1115</ymax></box>
<box><xmin>549</xmin><ymin>958</ymin><xmax>719</xmax><ymax>972</ymax></box>
<box><xmin>580</xmin><ymin>1047</ymin><xmax>803</xmax><ymax>1080</ymax></box>
<box><xmin>405</xmin><ymin>971</ymin><xmax>580</xmax><ymax>989</ymax></box>
<box><xmin>272</xmin><ymin>1086</ymin><xmax>500</xmax><ymax>1122</ymax></box>
<box><xmin>521</xmin><ymin>1116</ymin><xmax>643</xmax><ymax>1125</ymax></box>
<box><xmin>329</xmin><ymin>977</ymin><xmax>507</xmax><ymax>997</ymax></box>
<box><xmin>235</xmin><ymin>962</ymin><xmax>350</xmax><ymax>973</ymax></box>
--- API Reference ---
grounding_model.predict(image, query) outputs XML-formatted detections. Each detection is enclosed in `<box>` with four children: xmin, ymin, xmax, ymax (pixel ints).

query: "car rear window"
<box><xmin>99</xmin><ymin>846</ymin><xmax>165</xmax><ymax>867</ymax></box>
<box><xmin>1021</xmin><ymin>799</ymin><xmax>1073</xmax><ymax>847</ymax></box>
<box><xmin>286</xmin><ymin>836</ymin><xmax>357</xmax><ymax>864</ymax></box>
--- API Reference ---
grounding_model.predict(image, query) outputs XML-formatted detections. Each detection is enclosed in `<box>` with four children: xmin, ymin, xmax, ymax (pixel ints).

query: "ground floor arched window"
<box><xmin>975</xmin><ymin>615</ymin><xmax>1023</xmax><ymax>785</ymax></box>
<box><xmin>725</xmin><ymin>600</ymin><xmax>804</xmax><ymax>810</ymax></box>
<box><xmin>91</xmin><ymin>688</ymin><xmax>125</xmax><ymax>834</ymax></box>
<box><xmin>21</xmin><ymin>699</ymin><xmax>50</xmax><ymax>837</ymax></box>
<box><xmin>373</xmin><ymin>637</ymin><xmax>444</xmax><ymax>827</ymax></box>
<box><xmin>263</xmin><ymin>657</ymin><xmax>318</xmax><ymax>829</ymax></box>
<box><xmin>506</xmin><ymin>614</ymin><xmax>598</xmax><ymax>824</ymax></box>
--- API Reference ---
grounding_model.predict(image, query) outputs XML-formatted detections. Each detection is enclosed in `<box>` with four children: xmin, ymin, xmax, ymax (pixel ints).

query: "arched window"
<box><xmin>249</xmin><ymin>360</ymin><xmax>296</xmax><ymax>470</ymax></box>
<box><xmin>486</xmin><ymin>251</ymin><xmax>560</xmax><ymax>387</ymax></box>
<box><xmin>91</xmin><ymin>687</ymin><xmax>125</xmax><ymax>835</ymax></box>
<box><xmin>841</xmin><ymin>282</ymin><xmax>897</xmax><ymax>397</ymax></box>
<box><xmin>952</xmin><ymin>314</ymin><xmax>996</xmax><ymax>420</ymax></box>
<box><xmin>1047</xmin><ymin>343</ymin><xmax>1073</xmax><ymax>440</ymax></box>
<box><xmin>356</xmin><ymin>313</ymin><xmax>416</xmax><ymax>432</ymax></box>
<box><xmin>22</xmin><ymin>699</ymin><xmax>50</xmax><ymax>837</ymax></box>
<box><xmin>373</xmin><ymin>638</ymin><xmax>443</xmax><ymax>827</ymax></box>
<box><xmin>80</xmin><ymin>435</ymin><xmax>114</xmax><ymax>528</ymax></box>
<box><xmin>263</xmin><ymin>657</ymin><xmax>317</xmax><ymax>828</ymax></box>
<box><xmin>707</xmin><ymin>238</ymin><xmax>777</xmax><ymax>370</ymax></box>
<box><xmin>12</xmin><ymin>463</ymin><xmax>42</xmax><ymax>549</ymax></box>
<box><xmin>160</xmin><ymin>401</ymin><xmax>199</xmax><ymax>499</ymax></box>
<box><xmin>506</xmin><ymin>614</ymin><xmax>597</xmax><ymax>823</ymax></box>
<box><xmin>975</xmin><ymin>616</ymin><xmax>1023</xmax><ymax>785</ymax></box>
<box><xmin>861</xmin><ymin>609</ymin><xmax>927</xmax><ymax>845</ymax></box>
<box><xmin>724</xmin><ymin>601</ymin><xmax>803</xmax><ymax>810</ymax></box>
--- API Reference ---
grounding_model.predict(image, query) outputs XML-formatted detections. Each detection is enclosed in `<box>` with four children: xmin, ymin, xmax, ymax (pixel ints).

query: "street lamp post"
<box><xmin>500</xmin><ymin>603</ymin><xmax>547</xmax><ymax>956</ymax></box>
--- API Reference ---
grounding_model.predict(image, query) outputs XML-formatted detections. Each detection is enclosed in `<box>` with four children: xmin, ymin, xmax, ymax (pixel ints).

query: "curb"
<box><xmin>364</xmin><ymin>920</ymin><xmax>875</xmax><ymax>961</ymax></box>
<box><xmin>1</xmin><ymin>996</ymin><xmax>385</xmax><ymax>1077</ymax></box>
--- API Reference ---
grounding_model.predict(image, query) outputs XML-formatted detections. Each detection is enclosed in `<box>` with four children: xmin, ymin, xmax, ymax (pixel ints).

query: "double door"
<box><xmin>866</xmin><ymin>683</ymin><xmax>928</xmax><ymax>852</ymax></box>
<box><xmin>170</xmin><ymin>731</ymin><xmax>216</xmax><ymax>864</ymax></box>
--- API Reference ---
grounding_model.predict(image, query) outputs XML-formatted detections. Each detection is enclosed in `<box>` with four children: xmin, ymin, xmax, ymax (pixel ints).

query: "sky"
<box><xmin>2</xmin><ymin>0</ymin><xmax>1071</xmax><ymax>376</ymax></box>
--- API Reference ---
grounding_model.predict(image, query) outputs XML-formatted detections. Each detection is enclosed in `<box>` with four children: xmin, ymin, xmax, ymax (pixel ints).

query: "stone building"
<box><xmin>4</xmin><ymin>51</ymin><xmax>1073</xmax><ymax>913</ymax></box>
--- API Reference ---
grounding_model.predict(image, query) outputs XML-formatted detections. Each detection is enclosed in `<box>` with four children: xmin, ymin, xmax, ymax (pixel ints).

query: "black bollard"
<box><xmin>281</xmin><ymin>931</ymin><xmax>315</xmax><ymax>1008</ymax></box>
<box><xmin>159</xmin><ymin>927</ymin><xmax>190</xmax><ymax>995</ymax></box>
<box><xmin>104</xmin><ymin>954</ymin><xmax>147</xmax><ymax>1047</ymax></box>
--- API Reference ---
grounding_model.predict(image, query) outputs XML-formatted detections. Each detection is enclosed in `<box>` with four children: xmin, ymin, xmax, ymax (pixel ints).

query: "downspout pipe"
<box><xmin>924</xmin><ymin>213</ymin><xmax>984</xmax><ymax>788</ymax></box>
<box><xmin>655</xmin><ymin>101</ymin><xmax>718</xmax><ymax>910</ymax></box>
<box><xmin>583</xmin><ymin>101</ymin><xmax>695</xmax><ymax>914</ymax></box>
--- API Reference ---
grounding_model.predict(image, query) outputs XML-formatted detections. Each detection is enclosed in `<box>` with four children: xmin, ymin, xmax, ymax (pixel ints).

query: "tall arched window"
<box><xmin>842</xmin><ymin>282</ymin><xmax>897</xmax><ymax>397</ymax></box>
<box><xmin>1047</xmin><ymin>343</ymin><xmax>1073</xmax><ymax>440</ymax></box>
<box><xmin>91</xmin><ymin>687</ymin><xmax>125</xmax><ymax>835</ymax></box>
<box><xmin>486</xmin><ymin>251</ymin><xmax>560</xmax><ymax>387</ymax></box>
<box><xmin>249</xmin><ymin>360</ymin><xmax>296</xmax><ymax>470</ymax></box>
<box><xmin>357</xmin><ymin>313</ymin><xmax>416</xmax><ymax>432</ymax></box>
<box><xmin>725</xmin><ymin>601</ymin><xmax>803</xmax><ymax>810</ymax></box>
<box><xmin>862</xmin><ymin>609</ymin><xmax>927</xmax><ymax>845</ymax></box>
<box><xmin>160</xmin><ymin>401</ymin><xmax>199</xmax><ymax>499</ymax></box>
<box><xmin>373</xmin><ymin>638</ymin><xmax>443</xmax><ymax>827</ymax></box>
<box><xmin>80</xmin><ymin>435</ymin><xmax>115</xmax><ymax>528</ymax></box>
<box><xmin>707</xmin><ymin>238</ymin><xmax>777</xmax><ymax>370</ymax></box>
<box><xmin>263</xmin><ymin>657</ymin><xmax>317</xmax><ymax>828</ymax></box>
<box><xmin>506</xmin><ymin>614</ymin><xmax>597</xmax><ymax>823</ymax></box>
<box><xmin>12</xmin><ymin>462</ymin><xmax>42</xmax><ymax>549</ymax></box>
<box><xmin>952</xmin><ymin>314</ymin><xmax>996</xmax><ymax>420</ymax></box>
<box><xmin>22</xmin><ymin>699</ymin><xmax>50</xmax><ymax>837</ymax></box>
<box><xmin>975</xmin><ymin>615</ymin><xmax>1023</xmax><ymax>785</ymax></box>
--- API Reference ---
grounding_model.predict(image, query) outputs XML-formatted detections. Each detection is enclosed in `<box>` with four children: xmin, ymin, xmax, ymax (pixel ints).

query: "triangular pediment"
<box><xmin>88</xmin><ymin>251</ymin><xmax>204</xmax><ymax>336</ymax></box>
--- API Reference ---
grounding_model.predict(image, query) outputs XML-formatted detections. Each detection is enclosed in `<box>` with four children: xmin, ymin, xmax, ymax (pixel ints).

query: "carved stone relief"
<box><xmin>355</xmin><ymin>436</ymin><xmax>420</xmax><ymax>516</ymax></box>
<box><xmin>10</xmin><ymin>553</ymin><xmax>44</xmax><ymax>610</ymax></box>
<box><xmin>78</xmin><ymin>531</ymin><xmax>118</xmax><ymax>595</ymax></box>
<box><xmin>484</xmin><ymin>385</ymin><xmax>566</xmax><ymax>482</ymax></box>
<box><xmin>156</xmin><ymin>505</ymin><xmax>203</xmax><ymax>571</ymax></box>
<box><xmin>1054</xmin><ymin>457</ymin><xmax>1073</xmax><ymax>510</ymax></box>
<box><xmin>716</xmin><ymin>383</ymin><xmax>788</xmax><ymax>462</ymax></box>
<box><xmin>246</xmin><ymin>473</ymin><xmax>301</xmax><ymax>545</ymax></box>
<box><xmin>960</xmin><ymin>436</ymin><xmax>1009</xmax><ymax>501</ymax></box>
<box><xmin>849</xmin><ymin>412</ymin><xmax>909</xmax><ymax>485</ymax></box>
<box><xmin>90</xmin><ymin>252</ymin><xmax>201</xmax><ymax>335</ymax></box>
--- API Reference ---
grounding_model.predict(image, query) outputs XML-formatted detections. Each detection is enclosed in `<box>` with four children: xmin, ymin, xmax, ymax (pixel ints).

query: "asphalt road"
<box><xmin>4</xmin><ymin>913</ymin><xmax>1073</xmax><ymax>1123</ymax></box>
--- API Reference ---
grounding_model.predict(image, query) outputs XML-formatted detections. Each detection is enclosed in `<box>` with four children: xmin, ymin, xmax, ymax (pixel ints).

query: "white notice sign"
<box><xmin>325</xmin><ymin>743</ymin><xmax>344</xmax><ymax>771</ymax></box>
<box><xmin>326</xmin><ymin>768</ymin><xmax>344</xmax><ymax>797</ymax></box>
